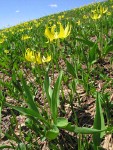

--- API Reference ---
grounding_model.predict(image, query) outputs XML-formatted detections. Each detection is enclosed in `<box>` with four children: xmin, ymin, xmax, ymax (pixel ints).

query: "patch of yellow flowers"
<box><xmin>21</xmin><ymin>35</ymin><xmax>31</xmax><ymax>40</ymax></box>
<box><xmin>91</xmin><ymin>13</ymin><xmax>101</xmax><ymax>20</ymax></box>
<box><xmin>91</xmin><ymin>5</ymin><xmax>108</xmax><ymax>20</ymax></box>
<box><xmin>24</xmin><ymin>21</ymin><xmax>71</xmax><ymax>64</ymax></box>
<box><xmin>25</xmin><ymin>48</ymin><xmax>51</xmax><ymax>64</ymax></box>
<box><xmin>0</xmin><ymin>39</ymin><xmax>5</xmax><ymax>44</ymax></box>
<box><xmin>45</xmin><ymin>22</ymin><xmax>71</xmax><ymax>42</ymax></box>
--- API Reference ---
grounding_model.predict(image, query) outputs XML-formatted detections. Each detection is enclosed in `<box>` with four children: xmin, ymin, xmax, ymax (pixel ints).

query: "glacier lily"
<box><xmin>35</xmin><ymin>52</ymin><xmax>51</xmax><ymax>64</ymax></box>
<box><xmin>25</xmin><ymin>48</ymin><xmax>36</xmax><ymax>62</ymax></box>
<box><xmin>91</xmin><ymin>13</ymin><xmax>101</xmax><ymax>20</ymax></box>
<box><xmin>98</xmin><ymin>5</ymin><xmax>108</xmax><ymax>15</ymax></box>
<box><xmin>21</xmin><ymin>35</ymin><xmax>31</xmax><ymax>40</ymax></box>
<box><xmin>45</xmin><ymin>22</ymin><xmax>71</xmax><ymax>42</ymax></box>
<box><xmin>25</xmin><ymin>49</ymin><xmax>51</xmax><ymax>64</ymax></box>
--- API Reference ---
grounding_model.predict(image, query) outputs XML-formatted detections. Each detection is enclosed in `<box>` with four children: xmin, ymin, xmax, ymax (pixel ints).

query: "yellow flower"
<box><xmin>76</xmin><ymin>20</ymin><xmax>81</xmax><ymax>25</ymax></box>
<box><xmin>91</xmin><ymin>13</ymin><xmax>101</xmax><ymax>20</ymax></box>
<box><xmin>27</xmin><ymin>27</ymin><xmax>32</xmax><ymax>30</ymax></box>
<box><xmin>35</xmin><ymin>53</ymin><xmax>51</xmax><ymax>64</ymax></box>
<box><xmin>42</xmin><ymin>55</ymin><xmax>51</xmax><ymax>63</ymax></box>
<box><xmin>58</xmin><ymin>22</ymin><xmax>71</xmax><ymax>39</ymax></box>
<box><xmin>45</xmin><ymin>22</ymin><xmax>71</xmax><ymax>42</ymax></box>
<box><xmin>4</xmin><ymin>50</ymin><xmax>9</xmax><ymax>54</ymax></box>
<box><xmin>83</xmin><ymin>15</ymin><xmax>88</xmax><ymax>19</ymax></box>
<box><xmin>58</xmin><ymin>15</ymin><xmax>62</xmax><ymax>20</ymax></box>
<box><xmin>107</xmin><ymin>12</ymin><xmax>111</xmax><ymax>16</ymax></box>
<box><xmin>25</xmin><ymin>49</ymin><xmax>35</xmax><ymax>62</ymax></box>
<box><xmin>99</xmin><ymin>5</ymin><xmax>108</xmax><ymax>14</ymax></box>
<box><xmin>44</xmin><ymin>25</ymin><xmax>56</xmax><ymax>42</ymax></box>
<box><xmin>58</xmin><ymin>15</ymin><xmax>64</xmax><ymax>20</ymax></box>
<box><xmin>35</xmin><ymin>52</ymin><xmax>42</xmax><ymax>64</ymax></box>
<box><xmin>21</xmin><ymin>35</ymin><xmax>31</xmax><ymax>40</ymax></box>
<box><xmin>35</xmin><ymin>23</ymin><xmax>40</xmax><ymax>28</ymax></box>
<box><xmin>0</xmin><ymin>39</ymin><xmax>5</xmax><ymax>44</ymax></box>
<box><xmin>25</xmin><ymin>49</ymin><xmax>51</xmax><ymax>64</ymax></box>
<box><xmin>91</xmin><ymin>9</ymin><xmax>96</xmax><ymax>13</ymax></box>
<box><xmin>19</xmin><ymin>29</ymin><xmax>24</xmax><ymax>32</ymax></box>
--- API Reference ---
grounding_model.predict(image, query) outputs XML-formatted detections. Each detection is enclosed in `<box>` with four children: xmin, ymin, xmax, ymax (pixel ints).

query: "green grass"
<box><xmin>0</xmin><ymin>0</ymin><xmax>113</xmax><ymax>149</ymax></box>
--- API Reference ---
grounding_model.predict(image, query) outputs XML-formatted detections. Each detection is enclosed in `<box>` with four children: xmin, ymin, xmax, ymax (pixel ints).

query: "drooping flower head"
<box><xmin>45</xmin><ymin>22</ymin><xmax>71</xmax><ymax>42</ymax></box>
<box><xmin>98</xmin><ymin>5</ymin><xmax>108</xmax><ymax>15</ymax></box>
<box><xmin>0</xmin><ymin>39</ymin><xmax>5</xmax><ymax>44</ymax></box>
<box><xmin>21</xmin><ymin>35</ymin><xmax>31</xmax><ymax>40</ymax></box>
<box><xmin>57</xmin><ymin>22</ymin><xmax>71</xmax><ymax>39</ymax></box>
<box><xmin>91</xmin><ymin>13</ymin><xmax>101</xmax><ymax>20</ymax></box>
<box><xmin>25</xmin><ymin>49</ymin><xmax>51</xmax><ymax>64</ymax></box>
<box><xmin>4</xmin><ymin>50</ymin><xmax>9</xmax><ymax>54</ymax></box>
<box><xmin>25</xmin><ymin>48</ymin><xmax>36</xmax><ymax>62</ymax></box>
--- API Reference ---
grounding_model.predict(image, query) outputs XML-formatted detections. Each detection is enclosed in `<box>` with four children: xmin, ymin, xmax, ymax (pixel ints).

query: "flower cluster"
<box><xmin>91</xmin><ymin>5</ymin><xmax>108</xmax><ymax>20</ymax></box>
<box><xmin>24</xmin><ymin>21</ymin><xmax>71</xmax><ymax>64</ymax></box>
<box><xmin>45</xmin><ymin>22</ymin><xmax>71</xmax><ymax>42</ymax></box>
<box><xmin>21</xmin><ymin>35</ymin><xmax>31</xmax><ymax>40</ymax></box>
<box><xmin>25</xmin><ymin>48</ymin><xmax>51</xmax><ymax>64</ymax></box>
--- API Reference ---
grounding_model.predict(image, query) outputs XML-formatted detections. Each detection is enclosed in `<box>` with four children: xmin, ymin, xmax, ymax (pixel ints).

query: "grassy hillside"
<box><xmin>0</xmin><ymin>0</ymin><xmax>113</xmax><ymax>149</ymax></box>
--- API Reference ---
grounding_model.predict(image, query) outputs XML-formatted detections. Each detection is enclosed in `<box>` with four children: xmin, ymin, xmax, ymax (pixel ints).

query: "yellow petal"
<box><xmin>35</xmin><ymin>52</ymin><xmax>42</xmax><ymax>64</ymax></box>
<box><xmin>4</xmin><ymin>50</ymin><xmax>9</xmax><ymax>54</ymax></box>
<box><xmin>58</xmin><ymin>22</ymin><xmax>71</xmax><ymax>39</ymax></box>
<box><xmin>42</xmin><ymin>55</ymin><xmax>51</xmax><ymax>63</ymax></box>
<box><xmin>64</xmin><ymin>22</ymin><xmax>71</xmax><ymax>37</ymax></box>
<box><xmin>45</xmin><ymin>26</ymin><xmax>54</xmax><ymax>42</ymax></box>
<box><xmin>25</xmin><ymin>49</ymin><xmax>35</xmax><ymax>62</ymax></box>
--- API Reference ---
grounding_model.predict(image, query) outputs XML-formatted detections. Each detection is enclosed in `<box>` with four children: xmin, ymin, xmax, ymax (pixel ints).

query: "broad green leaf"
<box><xmin>56</xmin><ymin>117</ymin><xmax>68</xmax><ymax>128</ymax></box>
<box><xmin>51</xmin><ymin>71</ymin><xmax>63</xmax><ymax>124</ymax></box>
<box><xmin>22</xmin><ymin>78</ymin><xmax>39</xmax><ymax>112</ymax></box>
<box><xmin>46</xmin><ymin>126</ymin><xmax>59</xmax><ymax>140</ymax></box>
<box><xmin>106</xmin><ymin>126</ymin><xmax>113</xmax><ymax>132</ymax></box>
<box><xmin>63</xmin><ymin>123</ymin><xmax>106</xmax><ymax>134</ymax></box>
<box><xmin>75</xmin><ymin>37</ymin><xmax>94</xmax><ymax>47</ymax></box>
<box><xmin>44</xmin><ymin>71</ymin><xmax>53</xmax><ymax>107</ymax></box>
<box><xmin>93</xmin><ymin>93</ymin><xmax>106</xmax><ymax>146</ymax></box>
<box><xmin>103</xmin><ymin>45</ymin><xmax>113</xmax><ymax>56</ymax></box>
<box><xmin>0</xmin><ymin>145</ymin><xmax>13</xmax><ymax>149</ymax></box>
<box><xmin>0</xmin><ymin>91</ymin><xmax>5</xmax><ymax>135</ymax></box>
<box><xmin>66</xmin><ymin>61</ymin><xmax>76</xmax><ymax>78</ymax></box>
<box><xmin>5</xmin><ymin>103</ymin><xmax>48</xmax><ymax>125</ymax></box>
<box><xmin>88</xmin><ymin>44</ymin><xmax>98</xmax><ymax>64</ymax></box>
<box><xmin>12</xmin><ymin>80</ymin><xmax>23</xmax><ymax>93</ymax></box>
<box><xmin>17</xmin><ymin>143</ymin><xmax>26</xmax><ymax>150</ymax></box>
<box><xmin>74</xmin><ymin>126</ymin><xmax>106</xmax><ymax>134</ymax></box>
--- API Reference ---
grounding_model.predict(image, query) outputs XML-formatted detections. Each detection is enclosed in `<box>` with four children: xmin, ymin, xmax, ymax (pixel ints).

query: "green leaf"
<box><xmin>12</xmin><ymin>80</ymin><xmax>23</xmax><ymax>93</ymax></box>
<box><xmin>5</xmin><ymin>103</ymin><xmax>48</xmax><ymax>125</ymax></box>
<box><xmin>75</xmin><ymin>37</ymin><xmax>94</xmax><ymax>47</ymax></box>
<box><xmin>0</xmin><ymin>106</ymin><xmax>1</xmax><ymax>134</ymax></box>
<box><xmin>0</xmin><ymin>145</ymin><xmax>13</xmax><ymax>149</ymax></box>
<box><xmin>106</xmin><ymin>126</ymin><xmax>113</xmax><ymax>132</ymax></box>
<box><xmin>17</xmin><ymin>143</ymin><xmax>26</xmax><ymax>150</ymax></box>
<box><xmin>66</xmin><ymin>61</ymin><xmax>76</xmax><ymax>78</ymax></box>
<box><xmin>56</xmin><ymin>117</ymin><xmax>68</xmax><ymax>128</ymax></box>
<box><xmin>21</xmin><ymin>78</ymin><xmax>39</xmax><ymax>112</ymax></box>
<box><xmin>88</xmin><ymin>44</ymin><xmax>98</xmax><ymax>64</ymax></box>
<box><xmin>74</xmin><ymin>127</ymin><xmax>106</xmax><ymax>134</ymax></box>
<box><xmin>44</xmin><ymin>71</ymin><xmax>53</xmax><ymax>107</ymax></box>
<box><xmin>93</xmin><ymin>93</ymin><xmax>106</xmax><ymax>146</ymax></box>
<box><xmin>46</xmin><ymin>126</ymin><xmax>59</xmax><ymax>140</ymax></box>
<box><xmin>51</xmin><ymin>71</ymin><xmax>63</xmax><ymax>124</ymax></box>
<box><xmin>63</xmin><ymin>123</ymin><xmax>106</xmax><ymax>134</ymax></box>
<box><xmin>103</xmin><ymin>45</ymin><xmax>113</xmax><ymax>56</ymax></box>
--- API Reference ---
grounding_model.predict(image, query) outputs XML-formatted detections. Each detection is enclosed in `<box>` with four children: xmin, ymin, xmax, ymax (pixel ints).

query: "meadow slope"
<box><xmin>0</xmin><ymin>0</ymin><xmax>113</xmax><ymax>149</ymax></box>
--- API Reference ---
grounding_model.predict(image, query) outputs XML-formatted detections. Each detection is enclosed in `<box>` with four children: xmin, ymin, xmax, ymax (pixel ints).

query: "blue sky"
<box><xmin>0</xmin><ymin>0</ymin><xmax>104</xmax><ymax>29</ymax></box>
